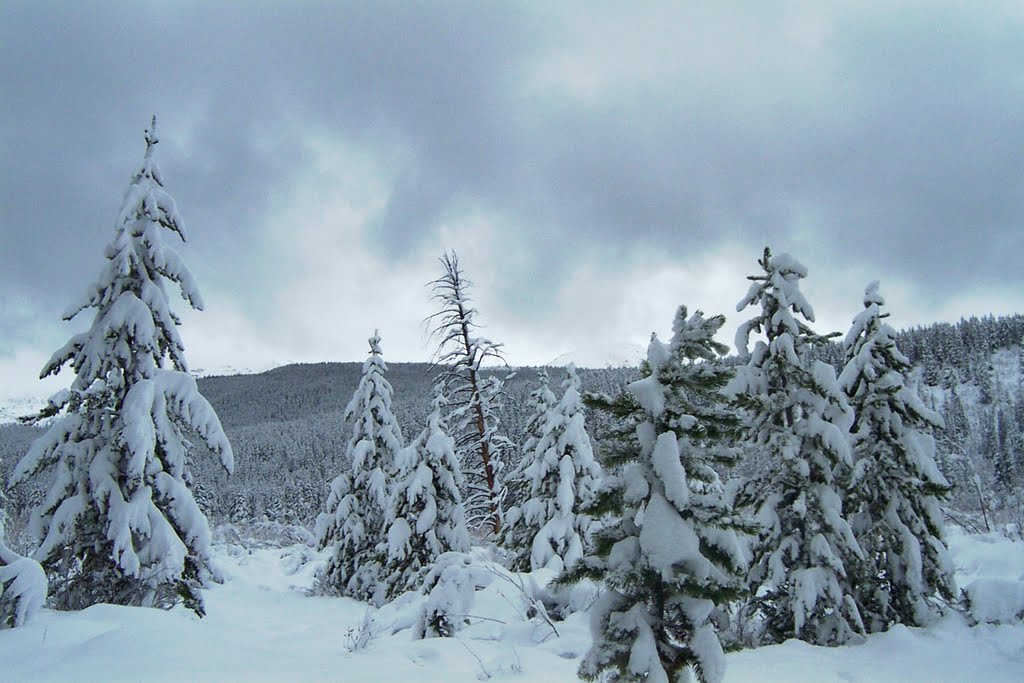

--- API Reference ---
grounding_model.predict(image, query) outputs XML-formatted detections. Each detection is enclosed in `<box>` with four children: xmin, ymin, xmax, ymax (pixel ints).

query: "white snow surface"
<box><xmin>546</xmin><ymin>341</ymin><xmax>646</xmax><ymax>369</ymax></box>
<box><xmin>0</xmin><ymin>525</ymin><xmax>1021</xmax><ymax>682</ymax></box>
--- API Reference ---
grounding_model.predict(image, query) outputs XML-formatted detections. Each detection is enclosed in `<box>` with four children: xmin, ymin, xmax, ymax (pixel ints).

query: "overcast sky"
<box><xmin>3</xmin><ymin>1</ymin><xmax>1024</xmax><ymax>401</ymax></box>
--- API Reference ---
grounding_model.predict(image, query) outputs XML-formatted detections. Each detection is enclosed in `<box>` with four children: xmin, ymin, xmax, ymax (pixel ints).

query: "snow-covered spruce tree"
<box><xmin>565</xmin><ymin>306</ymin><xmax>747</xmax><ymax>683</ymax></box>
<box><xmin>0</xmin><ymin>489</ymin><xmax>47</xmax><ymax>628</ymax></box>
<box><xmin>502</xmin><ymin>368</ymin><xmax>557</xmax><ymax>565</ymax></box>
<box><xmin>427</xmin><ymin>251</ymin><xmax>513</xmax><ymax>535</ymax></box>
<box><xmin>316</xmin><ymin>330</ymin><xmax>404</xmax><ymax>604</ymax></box>
<box><xmin>522</xmin><ymin>369</ymin><xmax>557</xmax><ymax>458</ymax></box>
<box><xmin>9</xmin><ymin>118</ymin><xmax>233</xmax><ymax>616</ymax></box>
<box><xmin>504</xmin><ymin>368</ymin><xmax>557</xmax><ymax>514</ymax></box>
<box><xmin>839</xmin><ymin>281</ymin><xmax>956</xmax><ymax>630</ymax></box>
<box><xmin>377</xmin><ymin>387</ymin><xmax>470</xmax><ymax>602</ymax></box>
<box><xmin>503</xmin><ymin>364</ymin><xmax>601</xmax><ymax>573</ymax></box>
<box><xmin>729</xmin><ymin>247</ymin><xmax>865</xmax><ymax>646</ymax></box>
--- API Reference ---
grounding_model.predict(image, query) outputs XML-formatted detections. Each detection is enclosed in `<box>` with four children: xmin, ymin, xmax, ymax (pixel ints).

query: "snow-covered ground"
<box><xmin>1</xmin><ymin>526</ymin><xmax>1021</xmax><ymax>683</ymax></box>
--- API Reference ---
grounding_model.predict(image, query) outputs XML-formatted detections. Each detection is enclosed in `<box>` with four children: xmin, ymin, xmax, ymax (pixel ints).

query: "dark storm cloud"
<box><xmin>2</xmin><ymin>1</ymin><xmax>1023</xmax><ymax>352</ymax></box>
<box><xmin>0</xmin><ymin>1</ymin><xmax>312</xmax><ymax>322</ymax></box>
<box><xmin>0</xmin><ymin>1</ymin><xmax>540</xmax><ymax>318</ymax></box>
<box><xmin>489</xmin><ymin>3</ymin><xmax>1024</xmax><ymax>297</ymax></box>
<box><xmin>255</xmin><ymin>1</ymin><xmax>1024</xmax><ymax>307</ymax></box>
<box><xmin>794</xmin><ymin>5</ymin><xmax>1024</xmax><ymax>287</ymax></box>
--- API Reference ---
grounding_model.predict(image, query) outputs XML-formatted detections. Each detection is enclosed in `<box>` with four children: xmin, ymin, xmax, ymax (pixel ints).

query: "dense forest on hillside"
<box><xmin>2</xmin><ymin>314</ymin><xmax>1022</xmax><ymax>539</ymax></box>
<box><xmin>0</xmin><ymin>363</ymin><xmax>636</xmax><ymax>535</ymax></box>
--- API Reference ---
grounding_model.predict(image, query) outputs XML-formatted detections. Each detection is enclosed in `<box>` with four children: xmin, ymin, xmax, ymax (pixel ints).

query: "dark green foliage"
<box><xmin>840</xmin><ymin>283</ymin><xmax>956</xmax><ymax>631</ymax></box>
<box><xmin>731</xmin><ymin>248</ymin><xmax>865</xmax><ymax>646</ymax></box>
<box><xmin>566</xmin><ymin>306</ymin><xmax>747</xmax><ymax>683</ymax></box>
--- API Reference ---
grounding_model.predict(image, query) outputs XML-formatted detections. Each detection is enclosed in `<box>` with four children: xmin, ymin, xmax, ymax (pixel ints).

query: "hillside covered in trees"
<box><xmin>0</xmin><ymin>363</ymin><xmax>636</xmax><ymax>534</ymax></box>
<box><xmin>3</xmin><ymin>313</ymin><xmax>1021</xmax><ymax>538</ymax></box>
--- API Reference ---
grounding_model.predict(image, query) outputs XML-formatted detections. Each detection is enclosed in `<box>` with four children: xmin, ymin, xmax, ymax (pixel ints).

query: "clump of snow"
<box><xmin>947</xmin><ymin>526</ymin><xmax>1024</xmax><ymax>583</ymax></box>
<box><xmin>1</xmin><ymin>507</ymin><xmax>47</xmax><ymax>629</ymax></box>
<box><xmin>638</xmin><ymin>492</ymin><xmax>705</xmax><ymax>579</ymax></box>
<box><xmin>414</xmin><ymin>552</ymin><xmax>493</xmax><ymax>639</ymax></box>
<box><xmin>963</xmin><ymin>579</ymin><xmax>1024</xmax><ymax>624</ymax></box>
<box><xmin>0</xmin><ymin>554</ymin><xmax>47</xmax><ymax>628</ymax></box>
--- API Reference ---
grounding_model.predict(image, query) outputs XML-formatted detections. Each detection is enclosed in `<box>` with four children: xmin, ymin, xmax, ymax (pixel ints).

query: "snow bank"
<box><xmin>948</xmin><ymin>526</ymin><xmax>1024</xmax><ymax>625</ymax></box>
<box><xmin>963</xmin><ymin>579</ymin><xmax>1024</xmax><ymax>624</ymax></box>
<box><xmin>947</xmin><ymin>526</ymin><xmax>1024</xmax><ymax>583</ymax></box>
<box><xmin>1</xmin><ymin>526</ymin><xmax>1023</xmax><ymax>681</ymax></box>
<box><xmin>729</xmin><ymin>615</ymin><xmax>1023</xmax><ymax>683</ymax></box>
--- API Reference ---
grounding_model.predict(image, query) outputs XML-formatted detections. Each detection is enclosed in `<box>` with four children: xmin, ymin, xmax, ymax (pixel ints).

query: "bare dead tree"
<box><xmin>426</xmin><ymin>251</ymin><xmax>512</xmax><ymax>535</ymax></box>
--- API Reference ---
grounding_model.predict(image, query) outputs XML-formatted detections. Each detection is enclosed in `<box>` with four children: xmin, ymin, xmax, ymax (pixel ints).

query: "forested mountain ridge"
<box><xmin>0</xmin><ymin>361</ymin><xmax>636</xmax><ymax>529</ymax></box>
<box><xmin>2</xmin><ymin>314</ymin><xmax>1022</xmax><ymax>534</ymax></box>
<box><xmin>196</xmin><ymin>362</ymin><xmax>434</xmax><ymax>429</ymax></box>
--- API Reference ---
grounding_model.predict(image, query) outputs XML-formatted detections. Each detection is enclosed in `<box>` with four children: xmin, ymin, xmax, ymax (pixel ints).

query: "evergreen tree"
<box><xmin>522</xmin><ymin>369</ymin><xmax>557</xmax><ymax>457</ymax></box>
<box><xmin>933</xmin><ymin>388</ymin><xmax>972</xmax><ymax>506</ymax></box>
<box><xmin>378</xmin><ymin>388</ymin><xmax>470</xmax><ymax>601</ymax></box>
<box><xmin>427</xmin><ymin>251</ymin><xmax>513</xmax><ymax>535</ymax></box>
<box><xmin>1014</xmin><ymin>372</ymin><xmax>1024</xmax><ymax>487</ymax></box>
<box><xmin>504</xmin><ymin>365</ymin><xmax>601</xmax><ymax>572</ymax></box>
<box><xmin>315</xmin><ymin>330</ymin><xmax>404</xmax><ymax>604</ymax></box>
<box><xmin>567</xmin><ymin>306</ymin><xmax>747</xmax><ymax>683</ymax></box>
<box><xmin>501</xmin><ymin>368</ymin><xmax>556</xmax><ymax>561</ymax></box>
<box><xmin>730</xmin><ymin>248</ymin><xmax>865</xmax><ymax>646</ymax></box>
<box><xmin>839</xmin><ymin>282</ymin><xmax>956</xmax><ymax>630</ymax></box>
<box><xmin>507</xmin><ymin>369</ymin><xmax>557</xmax><ymax>509</ymax></box>
<box><xmin>9</xmin><ymin>118</ymin><xmax>233</xmax><ymax>616</ymax></box>
<box><xmin>990</xmin><ymin>404</ymin><xmax>1017</xmax><ymax>496</ymax></box>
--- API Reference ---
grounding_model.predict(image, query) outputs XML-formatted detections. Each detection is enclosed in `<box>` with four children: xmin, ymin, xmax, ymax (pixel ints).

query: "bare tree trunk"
<box><xmin>460</xmin><ymin>308</ymin><xmax>502</xmax><ymax>534</ymax></box>
<box><xmin>427</xmin><ymin>251</ymin><xmax>508</xmax><ymax>536</ymax></box>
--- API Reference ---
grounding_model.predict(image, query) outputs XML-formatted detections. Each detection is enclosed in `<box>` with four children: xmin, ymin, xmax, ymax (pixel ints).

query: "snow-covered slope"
<box><xmin>0</xmin><ymin>526</ymin><xmax>1021</xmax><ymax>682</ymax></box>
<box><xmin>0</xmin><ymin>364</ymin><xmax>272</xmax><ymax>426</ymax></box>
<box><xmin>546</xmin><ymin>341</ymin><xmax>646</xmax><ymax>369</ymax></box>
<box><xmin>0</xmin><ymin>396</ymin><xmax>46</xmax><ymax>426</ymax></box>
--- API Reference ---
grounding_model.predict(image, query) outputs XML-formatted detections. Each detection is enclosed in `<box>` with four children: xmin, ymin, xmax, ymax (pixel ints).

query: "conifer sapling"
<box><xmin>839</xmin><ymin>281</ymin><xmax>956</xmax><ymax>630</ymax></box>
<box><xmin>729</xmin><ymin>248</ymin><xmax>864</xmax><ymax>646</ymax></box>
<box><xmin>504</xmin><ymin>364</ymin><xmax>601</xmax><ymax>573</ymax></box>
<box><xmin>378</xmin><ymin>387</ymin><xmax>471</xmax><ymax>601</ymax></box>
<box><xmin>316</xmin><ymin>330</ymin><xmax>404</xmax><ymax>604</ymax></box>
<box><xmin>568</xmin><ymin>306</ymin><xmax>747</xmax><ymax>683</ymax></box>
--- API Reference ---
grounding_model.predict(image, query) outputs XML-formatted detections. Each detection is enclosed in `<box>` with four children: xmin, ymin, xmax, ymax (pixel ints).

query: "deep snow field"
<box><xmin>1</xmin><ymin>526</ymin><xmax>1021</xmax><ymax>683</ymax></box>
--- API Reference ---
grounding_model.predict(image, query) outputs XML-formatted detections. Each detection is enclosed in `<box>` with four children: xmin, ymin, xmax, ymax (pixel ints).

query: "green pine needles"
<box><xmin>565</xmin><ymin>306</ymin><xmax>748</xmax><ymax>683</ymax></box>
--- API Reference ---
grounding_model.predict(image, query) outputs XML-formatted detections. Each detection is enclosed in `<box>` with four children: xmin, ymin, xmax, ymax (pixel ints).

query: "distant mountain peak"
<box><xmin>546</xmin><ymin>341</ymin><xmax>646</xmax><ymax>369</ymax></box>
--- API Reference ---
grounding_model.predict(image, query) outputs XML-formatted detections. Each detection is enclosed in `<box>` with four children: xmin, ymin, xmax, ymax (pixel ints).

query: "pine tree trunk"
<box><xmin>459</xmin><ymin>314</ymin><xmax>502</xmax><ymax>534</ymax></box>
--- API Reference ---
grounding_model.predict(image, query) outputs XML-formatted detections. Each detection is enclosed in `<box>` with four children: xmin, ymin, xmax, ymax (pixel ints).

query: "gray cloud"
<box><xmin>2</xmin><ymin>1</ymin><xmax>1022</xmax><ymax>373</ymax></box>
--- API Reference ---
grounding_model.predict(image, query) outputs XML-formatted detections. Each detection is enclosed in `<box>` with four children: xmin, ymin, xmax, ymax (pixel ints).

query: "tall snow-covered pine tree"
<box><xmin>504</xmin><ymin>368</ymin><xmax>557</xmax><ymax>515</ymax></box>
<box><xmin>9</xmin><ymin>118</ymin><xmax>233</xmax><ymax>616</ymax></box>
<box><xmin>504</xmin><ymin>364</ymin><xmax>601</xmax><ymax>573</ymax></box>
<box><xmin>729</xmin><ymin>248</ymin><xmax>864</xmax><ymax>646</ymax></box>
<box><xmin>568</xmin><ymin>306</ymin><xmax>747</xmax><ymax>683</ymax></box>
<box><xmin>839</xmin><ymin>281</ymin><xmax>956</xmax><ymax>630</ymax></box>
<box><xmin>377</xmin><ymin>387</ymin><xmax>470</xmax><ymax>601</ymax></box>
<box><xmin>316</xmin><ymin>330</ymin><xmax>404</xmax><ymax>604</ymax></box>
